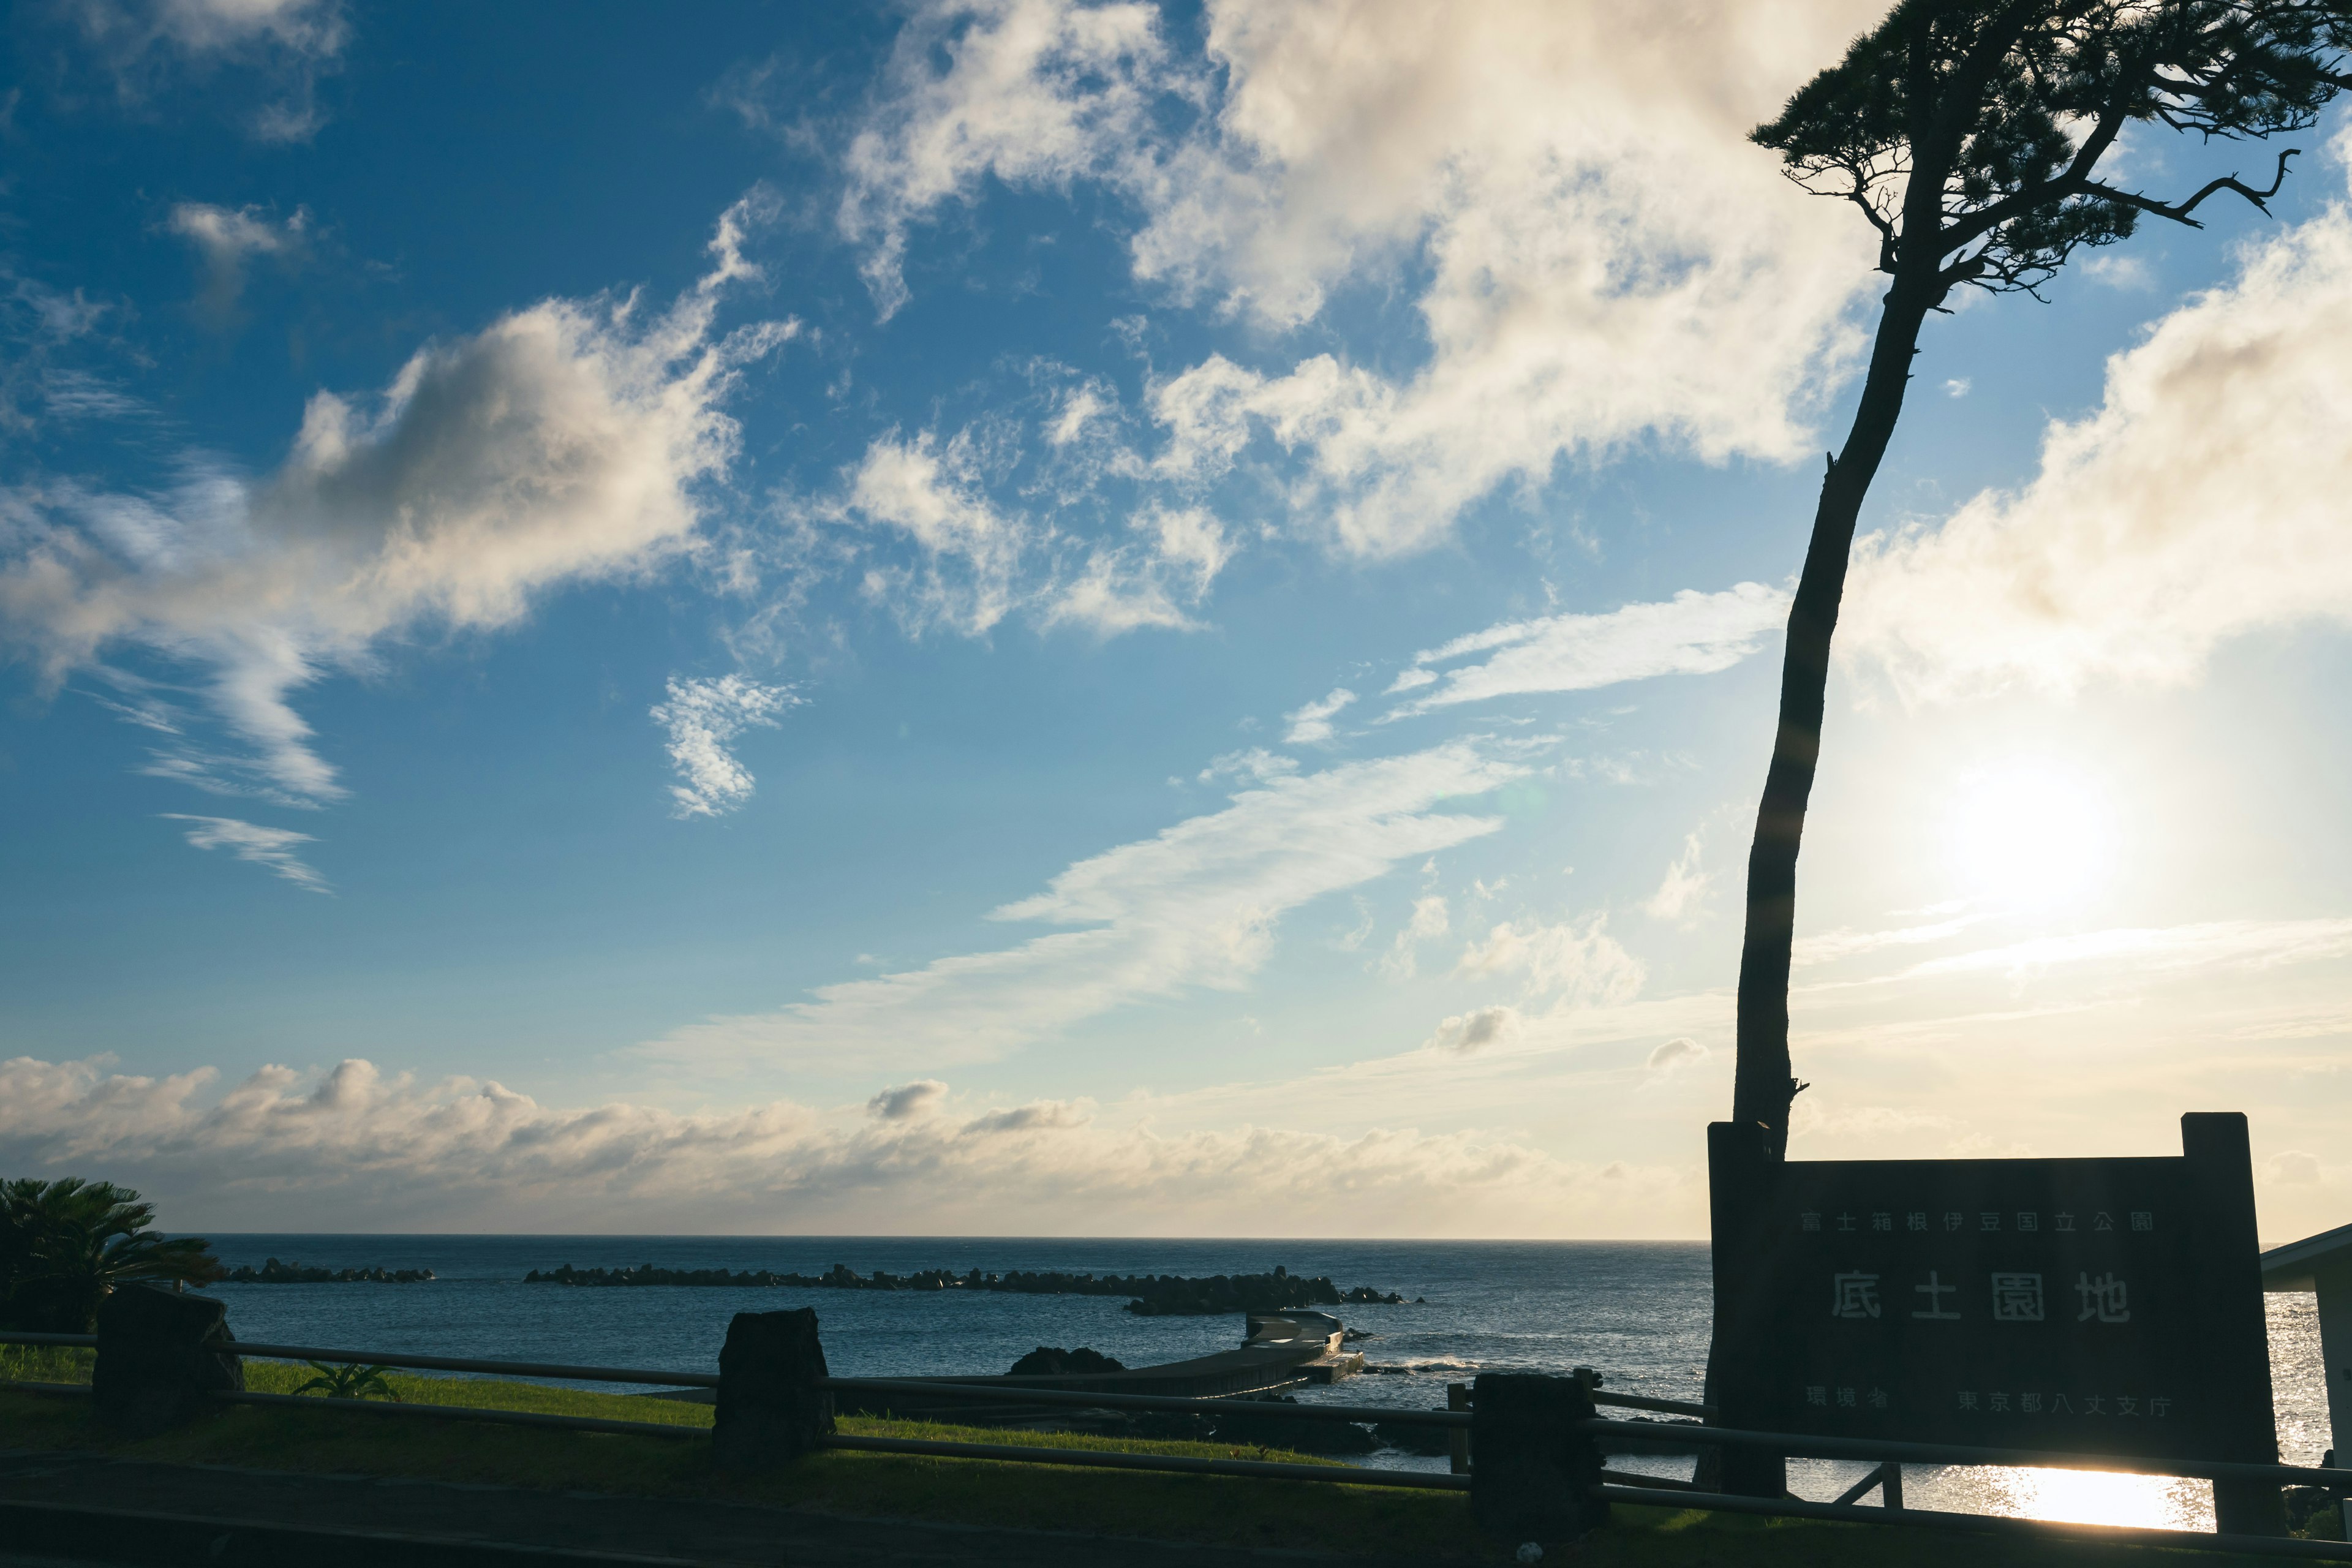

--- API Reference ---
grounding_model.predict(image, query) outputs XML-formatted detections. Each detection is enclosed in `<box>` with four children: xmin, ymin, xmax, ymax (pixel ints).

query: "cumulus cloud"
<box><xmin>160</xmin><ymin>812</ymin><xmax>325</xmax><ymax>891</ymax></box>
<box><xmin>167</xmin><ymin>203</ymin><xmax>307</xmax><ymax>320</ymax></box>
<box><xmin>1454</xmin><ymin>914</ymin><xmax>1645</xmax><ymax>1007</ymax></box>
<box><xmin>1844</xmin><ymin>150</ymin><xmax>2352</xmax><ymax>701</ymax></box>
<box><xmin>1388</xmin><ymin>584</ymin><xmax>1790</xmax><ymax>716</ymax></box>
<box><xmin>867</xmin><ymin>1079</ymin><xmax>948</xmax><ymax>1120</ymax></box>
<box><xmin>1</xmin><ymin>199</ymin><xmax>794</xmax><ymax>810</ymax></box>
<box><xmin>2267</xmin><ymin>1149</ymin><xmax>2324</xmax><ymax>1186</ymax></box>
<box><xmin>962</xmin><ymin>1099</ymin><xmax>1091</xmax><ymax>1134</ymax></box>
<box><xmin>70</xmin><ymin>0</ymin><xmax>350</xmax><ymax>141</ymax></box>
<box><xmin>0</xmin><ymin>1053</ymin><xmax>1645</xmax><ymax>1234</ymax></box>
<box><xmin>1642</xmin><ymin>830</ymin><xmax>1713</xmax><ymax>925</ymax></box>
<box><xmin>647</xmin><ymin>740</ymin><xmax>1521</xmax><ymax>1072</ymax></box>
<box><xmin>1645</xmin><ymin>1036</ymin><xmax>1708</xmax><ymax>1077</ymax></box>
<box><xmin>845</xmin><ymin>0</ymin><xmax>1882</xmax><ymax>556</ymax></box>
<box><xmin>1283</xmin><ymin>687</ymin><xmax>1355</xmax><ymax>745</ymax></box>
<box><xmin>1426</xmin><ymin>1004</ymin><xmax>1521</xmax><ymax>1055</ymax></box>
<box><xmin>650</xmin><ymin>674</ymin><xmax>801</xmax><ymax>818</ymax></box>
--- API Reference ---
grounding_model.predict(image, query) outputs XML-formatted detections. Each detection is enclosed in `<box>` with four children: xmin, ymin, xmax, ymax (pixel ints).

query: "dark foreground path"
<box><xmin>0</xmin><ymin>1450</ymin><xmax>1398</xmax><ymax>1566</ymax></box>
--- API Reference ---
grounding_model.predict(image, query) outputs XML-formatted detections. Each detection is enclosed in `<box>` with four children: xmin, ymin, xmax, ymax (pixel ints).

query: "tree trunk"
<box><xmin>1696</xmin><ymin>274</ymin><xmax>1937</xmax><ymax>1493</ymax></box>
<box><xmin>1729</xmin><ymin>277</ymin><xmax>1936</xmax><ymax>1152</ymax></box>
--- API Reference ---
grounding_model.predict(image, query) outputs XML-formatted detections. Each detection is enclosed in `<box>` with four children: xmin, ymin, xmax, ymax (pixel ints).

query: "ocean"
<box><xmin>191</xmin><ymin>1234</ymin><xmax>2331</xmax><ymax>1534</ymax></box>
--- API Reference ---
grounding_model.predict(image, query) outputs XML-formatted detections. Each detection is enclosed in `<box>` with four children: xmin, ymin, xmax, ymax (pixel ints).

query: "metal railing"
<box><xmin>15</xmin><ymin>1329</ymin><xmax>2349</xmax><ymax>1555</ymax></box>
<box><xmin>0</xmin><ymin>1331</ymin><xmax>1467</xmax><ymax>1493</ymax></box>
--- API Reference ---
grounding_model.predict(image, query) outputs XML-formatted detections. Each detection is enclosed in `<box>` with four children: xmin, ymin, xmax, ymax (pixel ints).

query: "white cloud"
<box><xmin>647</xmin><ymin>741</ymin><xmax>1521</xmax><ymax>1073</ymax></box>
<box><xmin>837</xmin><ymin>0</ymin><xmax>1184</xmax><ymax>320</ymax></box>
<box><xmin>1425</xmin><ymin>1004</ymin><xmax>1521</xmax><ymax>1055</ymax></box>
<box><xmin>832</xmin><ymin>431</ymin><xmax>1227</xmax><ymax>639</ymax></box>
<box><xmin>2267</xmin><ymin>1149</ymin><xmax>2324</xmax><ymax>1186</ymax></box>
<box><xmin>160</xmin><ymin>812</ymin><xmax>325</xmax><ymax>891</ymax></box>
<box><xmin>1387</xmin><ymin>584</ymin><xmax>1789</xmax><ymax>716</ymax></box>
<box><xmin>650</xmin><ymin>674</ymin><xmax>801</xmax><ymax>818</ymax></box>
<box><xmin>867</xmin><ymin>1079</ymin><xmax>948</xmax><ymax>1120</ymax></box>
<box><xmin>167</xmin><ymin>203</ymin><xmax>307</xmax><ymax>318</ymax></box>
<box><xmin>962</xmin><ymin>1098</ymin><xmax>1092</xmax><ymax>1134</ymax></box>
<box><xmin>1283</xmin><ymin>686</ymin><xmax>1355</xmax><ymax>745</ymax></box>
<box><xmin>1195</xmin><ymin>747</ymin><xmax>1296</xmax><ymax>786</ymax></box>
<box><xmin>70</xmin><ymin>0</ymin><xmax>350</xmax><ymax>141</ymax></box>
<box><xmin>1641</xmin><ymin>830</ymin><xmax>1713</xmax><ymax>925</ymax></box>
<box><xmin>1454</xmin><ymin>914</ymin><xmax>1645</xmax><ymax>1006</ymax></box>
<box><xmin>1</xmin><ymin>200</ymin><xmax>794</xmax><ymax>809</ymax></box>
<box><xmin>1844</xmin><ymin>156</ymin><xmax>2352</xmax><ymax>701</ymax></box>
<box><xmin>1040</xmin><ymin>505</ymin><xmax>1234</xmax><ymax>636</ymax></box>
<box><xmin>838</xmin><ymin>428</ymin><xmax>1031</xmax><ymax>636</ymax></box>
<box><xmin>1791</xmin><ymin>912</ymin><xmax>1981</xmax><ymax>968</ymax></box>
<box><xmin>1645</xmin><ymin>1036</ymin><xmax>1708</xmax><ymax>1077</ymax></box>
<box><xmin>1895</xmin><ymin>919</ymin><xmax>2352</xmax><ymax>984</ymax></box>
<box><xmin>0</xmin><ymin>1053</ymin><xmax>1652</xmax><ymax>1235</ymax></box>
<box><xmin>846</xmin><ymin>0</ymin><xmax>1884</xmax><ymax>557</ymax></box>
<box><xmin>1379</xmin><ymin>893</ymin><xmax>1450</xmax><ymax>981</ymax></box>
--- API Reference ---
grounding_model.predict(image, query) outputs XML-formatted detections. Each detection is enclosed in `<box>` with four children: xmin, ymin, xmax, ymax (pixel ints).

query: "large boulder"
<box><xmin>1006</xmin><ymin>1346</ymin><xmax>1125</xmax><ymax>1377</ymax></box>
<box><xmin>92</xmin><ymin>1284</ymin><xmax>243</xmax><ymax>1436</ymax></box>
<box><xmin>713</xmin><ymin>1307</ymin><xmax>833</xmax><ymax>1469</ymax></box>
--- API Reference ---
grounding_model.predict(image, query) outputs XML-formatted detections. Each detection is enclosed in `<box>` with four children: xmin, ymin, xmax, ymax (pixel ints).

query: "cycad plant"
<box><xmin>0</xmin><ymin>1177</ymin><xmax>224</xmax><ymax>1332</ymax></box>
<box><xmin>291</xmin><ymin>1360</ymin><xmax>402</xmax><ymax>1401</ymax></box>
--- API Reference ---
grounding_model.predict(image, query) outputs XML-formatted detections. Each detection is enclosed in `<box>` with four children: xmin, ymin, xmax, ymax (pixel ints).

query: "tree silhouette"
<box><xmin>1730</xmin><ymin>0</ymin><xmax>2352</xmax><ymax>1156</ymax></box>
<box><xmin>0</xmin><ymin>1178</ymin><xmax>223</xmax><ymax>1332</ymax></box>
<box><xmin>1709</xmin><ymin>4</ymin><xmax>2349</xmax><ymax>1502</ymax></box>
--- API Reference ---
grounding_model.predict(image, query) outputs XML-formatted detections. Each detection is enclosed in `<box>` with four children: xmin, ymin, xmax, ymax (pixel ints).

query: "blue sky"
<box><xmin>5</xmin><ymin>0</ymin><xmax>2352</xmax><ymax>1237</ymax></box>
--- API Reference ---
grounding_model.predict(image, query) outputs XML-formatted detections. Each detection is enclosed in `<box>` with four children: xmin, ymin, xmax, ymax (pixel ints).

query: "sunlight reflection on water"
<box><xmin>1629</xmin><ymin>1292</ymin><xmax>2329</xmax><ymax>1533</ymax></box>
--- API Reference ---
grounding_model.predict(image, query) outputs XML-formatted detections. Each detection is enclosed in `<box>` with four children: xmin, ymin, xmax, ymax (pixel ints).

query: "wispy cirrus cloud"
<box><xmin>160</xmin><ymin>812</ymin><xmax>325</xmax><ymax>891</ymax></box>
<box><xmin>69</xmin><ymin>0</ymin><xmax>352</xmax><ymax>141</ymax></box>
<box><xmin>646</xmin><ymin>740</ymin><xmax>1523</xmax><ymax>1074</ymax></box>
<box><xmin>1386</xmin><ymin>584</ymin><xmax>1789</xmax><ymax>716</ymax></box>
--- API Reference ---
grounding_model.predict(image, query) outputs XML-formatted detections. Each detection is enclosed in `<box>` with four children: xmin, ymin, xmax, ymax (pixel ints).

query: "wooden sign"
<box><xmin>1708</xmin><ymin>1114</ymin><xmax>2277</xmax><ymax>1476</ymax></box>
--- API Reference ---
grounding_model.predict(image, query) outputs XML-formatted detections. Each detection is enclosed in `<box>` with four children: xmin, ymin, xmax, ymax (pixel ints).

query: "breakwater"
<box><xmin>222</xmin><ymin>1258</ymin><xmax>437</xmax><ymax>1284</ymax></box>
<box><xmin>521</xmin><ymin>1261</ymin><xmax>1408</xmax><ymax>1316</ymax></box>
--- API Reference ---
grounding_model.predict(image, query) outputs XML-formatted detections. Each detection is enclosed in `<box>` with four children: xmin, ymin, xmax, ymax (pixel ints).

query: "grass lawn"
<box><xmin>0</xmin><ymin>1351</ymin><xmax>2315</xmax><ymax>1564</ymax></box>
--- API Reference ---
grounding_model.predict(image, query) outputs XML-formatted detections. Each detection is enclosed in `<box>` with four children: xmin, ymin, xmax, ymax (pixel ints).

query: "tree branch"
<box><xmin>2080</xmin><ymin>147</ymin><xmax>2301</xmax><ymax>228</ymax></box>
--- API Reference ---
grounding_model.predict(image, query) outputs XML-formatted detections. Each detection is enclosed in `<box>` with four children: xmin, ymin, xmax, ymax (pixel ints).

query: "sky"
<box><xmin>4</xmin><ymin>0</ymin><xmax>2351</xmax><ymax>1240</ymax></box>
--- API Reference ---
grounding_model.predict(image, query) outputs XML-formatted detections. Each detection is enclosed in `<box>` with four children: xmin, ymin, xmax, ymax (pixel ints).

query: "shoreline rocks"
<box><xmin>221</xmin><ymin>1258</ymin><xmax>435</xmax><ymax>1284</ymax></box>
<box><xmin>521</xmin><ymin>1260</ymin><xmax>1406</xmax><ymax>1316</ymax></box>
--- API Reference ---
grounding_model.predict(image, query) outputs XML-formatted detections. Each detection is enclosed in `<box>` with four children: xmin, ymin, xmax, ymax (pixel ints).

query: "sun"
<box><xmin>1945</xmin><ymin>756</ymin><xmax>2116</xmax><ymax>909</ymax></box>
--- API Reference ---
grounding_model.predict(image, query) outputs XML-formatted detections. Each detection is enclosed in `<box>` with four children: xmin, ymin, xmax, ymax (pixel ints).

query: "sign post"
<box><xmin>1709</xmin><ymin>1112</ymin><xmax>2281</xmax><ymax>1534</ymax></box>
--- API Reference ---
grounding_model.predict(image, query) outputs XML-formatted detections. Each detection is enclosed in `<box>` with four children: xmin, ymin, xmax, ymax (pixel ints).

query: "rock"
<box><xmin>92</xmin><ymin>1284</ymin><xmax>243</xmax><ymax>1437</ymax></box>
<box><xmin>712</xmin><ymin>1308</ymin><xmax>833</xmax><ymax>1469</ymax></box>
<box><xmin>1006</xmin><ymin>1346</ymin><xmax>1126</xmax><ymax>1376</ymax></box>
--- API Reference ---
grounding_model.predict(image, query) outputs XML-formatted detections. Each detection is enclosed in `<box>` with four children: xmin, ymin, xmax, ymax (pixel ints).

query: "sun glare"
<box><xmin>1945</xmin><ymin>756</ymin><xmax>2116</xmax><ymax>908</ymax></box>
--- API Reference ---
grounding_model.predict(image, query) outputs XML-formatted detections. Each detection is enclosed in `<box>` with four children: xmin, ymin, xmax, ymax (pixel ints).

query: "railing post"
<box><xmin>1880</xmin><ymin>1461</ymin><xmax>1902</xmax><ymax>1510</ymax></box>
<box><xmin>713</xmin><ymin>1308</ymin><xmax>834</xmax><ymax>1470</ymax></box>
<box><xmin>1448</xmin><ymin>1382</ymin><xmax>1471</xmax><ymax>1475</ymax></box>
<box><xmin>1706</xmin><ymin>1120</ymin><xmax>1787</xmax><ymax>1499</ymax></box>
<box><xmin>1470</xmin><ymin>1372</ymin><xmax>1607</xmax><ymax>1544</ymax></box>
<box><xmin>2183</xmin><ymin>1112</ymin><xmax>2287</xmax><ymax>1537</ymax></box>
<box><xmin>91</xmin><ymin>1284</ymin><xmax>243</xmax><ymax>1438</ymax></box>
